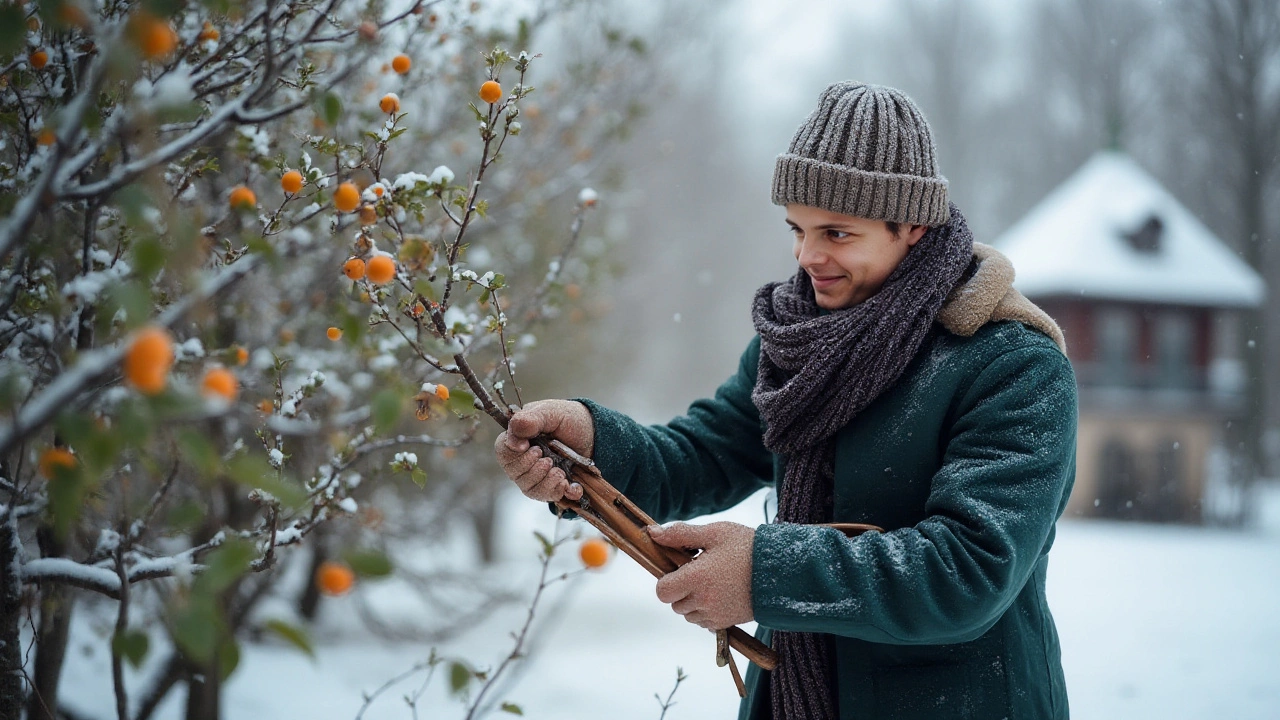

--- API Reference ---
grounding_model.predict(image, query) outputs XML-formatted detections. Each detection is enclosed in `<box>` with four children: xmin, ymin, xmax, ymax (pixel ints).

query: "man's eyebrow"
<box><xmin>785</xmin><ymin>219</ymin><xmax>858</xmax><ymax>231</ymax></box>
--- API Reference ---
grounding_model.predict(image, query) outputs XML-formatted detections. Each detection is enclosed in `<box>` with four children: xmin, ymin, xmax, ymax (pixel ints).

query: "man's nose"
<box><xmin>795</xmin><ymin>235</ymin><xmax>827</xmax><ymax>267</ymax></box>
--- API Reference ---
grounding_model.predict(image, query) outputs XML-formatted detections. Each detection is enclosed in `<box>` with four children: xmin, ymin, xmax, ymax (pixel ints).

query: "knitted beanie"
<box><xmin>772</xmin><ymin>81</ymin><xmax>950</xmax><ymax>226</ymax></box>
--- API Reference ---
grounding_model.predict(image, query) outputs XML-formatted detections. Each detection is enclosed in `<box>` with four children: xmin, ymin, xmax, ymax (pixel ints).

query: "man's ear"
<box><xmin>905</xmin><ymin>224</ymin><xmax>928</xmax><ymax>247</ymax></box>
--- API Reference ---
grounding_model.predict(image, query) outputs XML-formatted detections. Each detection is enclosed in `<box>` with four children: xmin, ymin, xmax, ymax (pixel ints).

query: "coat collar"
<box><xmin>936</xmin><ymin>243</ymin><xmax>1068</xmax><ymax>354</ymax></box>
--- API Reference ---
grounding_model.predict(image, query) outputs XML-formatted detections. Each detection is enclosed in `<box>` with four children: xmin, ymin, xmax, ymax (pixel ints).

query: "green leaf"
<box><xmin>196</xmin><ymin>538</ymin><xmax>255</xmax><ymax>595</ymax></box>
<box><xmin>167</xmin><ymin>501</ymin><xmax>204</xmax><ymax>533</ymax></box>
<box><xmin>225</xmin><ymin>453</ymin><xmax>308</xmax><ymax>509</ymax></box>
<box><xmin>263</xmin><ymin>619</ymin><xmax>315</xmax><ymax>658</ymax></box>
<box><xmin>104</xmin><ymin>282</ymin><xmax>153</xmax><ymax>330</ymax></box>
<box><xmin>339</xmin><ymin>314</ymin><xmax>363</xmax><ymax>344</ymax></box>
<box><xmin>112</xmin><ymin>629</ymin><xmax>150</xmax><ymax>669</ymax></box>
<box><xmin>117</xmin><ymin>184</ymin><xmax>150</xmax><ymax>225</ymax></box>
<box><xmin>114</xmin><ymin>397</ymin><xmax>155</xmax><ymax>449</ymax></box>
<box><xmin>178</xmin><ymin>430</ymin><xmax>219</xmax><ymax>477</ymax></box>
<box><xmin>217</xmin><ymin>638</ymin><xmax>240</xmax><ymax>680</ymax></box>
<box><xmin>501</xmin><ymin>703</ymin><xmax>524</xmax><ymax>715</ymax></box>
<box><xmin>371</xmin><ymin>389</ymin><xmax>402</xmax><ymax>433</ymax></box>
<box><xmin>142</xmin><ymin>0</ymin><xmax>183</xmax><ymax>18</ymax></box>
<box><xmin>322</xmin><ymin>92</ymin><xmax>343</xmax><ymax>125</ymax></box>
<box><xmin>45</xmin><ymin>468</ymin><xmax>88</xmax><ymax>540</ymax></box>
<box><xmin>449</xmin><ymin>661</ymin><xmax>472</xmax><ymax>695</ymax></box>
<box><xmin>342</xmin><ymin>549</ymin><xmax>393</xmax><ymax>578</ymax></box>
<box><xmin>172</xmin><ymin>595</ymin><xmax>219</xmax><ymax>664</ymax></box>
<box><xmin>0</xmin><ymin>5</ymin><xmax>25</xmax><ymax>56</ymax></box>
<box><xmin>410</xmin><ymin>467</ymin><xmax>427</xmax><ymax>489</ymax></box>
<box><xmin>533</xmin><ymin>531</ymin><xmax>554</xmax><ymax>559</ymax></box>
<box><xmin>132</xmin><ymin>236</ymin><xmax>166</xmax><ymax>279</ymax></box>
<box><xmin>447</xmin><ymin>387</ymin><xmax>475</xmax><ymax>416</ymax></box>
<box><xmin>415</xmin><ymin>279</ymin><xmax>439</xmax><ymax>303</ymax></box>
<box><xmin>474</xmin><ymin>199</ymin><xmax>488</xmax><ymax>218</ymax></box>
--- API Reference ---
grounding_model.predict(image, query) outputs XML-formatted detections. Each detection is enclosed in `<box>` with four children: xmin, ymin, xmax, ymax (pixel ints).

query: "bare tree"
<box><xmin>1166</xmin><ymin>0</ymin><xmax>1280</xmax><ymax>487</ymax></box>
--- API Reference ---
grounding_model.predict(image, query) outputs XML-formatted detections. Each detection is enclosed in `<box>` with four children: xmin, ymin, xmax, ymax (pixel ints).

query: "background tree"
<box><xmin>1163</xmin><ymin>0</ymin><xmax>1280</xmax><ymax>495</ymax></box>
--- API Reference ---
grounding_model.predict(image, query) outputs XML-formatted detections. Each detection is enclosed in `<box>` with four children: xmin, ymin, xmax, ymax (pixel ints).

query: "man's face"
<box><xmin>786</xmin><ymin>204</ymin><xmax>927</xmax><ymax>310</ymax></box>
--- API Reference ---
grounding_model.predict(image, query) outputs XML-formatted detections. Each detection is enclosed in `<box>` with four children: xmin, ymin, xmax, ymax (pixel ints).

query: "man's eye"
<box><xmin>827</xmin><ymin>230</ymin><xmax>849</xmax><ymax>240</ymax></box>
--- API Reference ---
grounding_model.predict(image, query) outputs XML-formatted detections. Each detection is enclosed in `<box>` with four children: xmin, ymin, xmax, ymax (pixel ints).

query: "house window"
<box><xmin>1155</xmin><ymin>312</ymin><xmax>1194</xmax><ymax>388</ymax></box>
<box><xmin>1098</xmin><ymin>437</ymin><xmax>1141</xmax><ymax>519</ymax></box>
<box><xmin>1097</xmin><ymin>307</ymin><xmax>1137</xmax><ymax>385</ymax></box>
<box><xmin>1152</xmin><ymin>438</ymin><xmax>1184</xmax><ymax>521</ymax></box>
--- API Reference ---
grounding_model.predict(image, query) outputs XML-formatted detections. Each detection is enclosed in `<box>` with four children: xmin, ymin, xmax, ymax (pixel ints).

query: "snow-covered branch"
<box><xmin>0</xmin><ymin>256</ymin><xmax>260</xmax><ymax>457</ymax></box>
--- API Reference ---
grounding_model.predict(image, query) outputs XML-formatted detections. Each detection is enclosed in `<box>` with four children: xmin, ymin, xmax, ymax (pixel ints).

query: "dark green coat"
<box><xmin>582</xmin><ymin>319</ymin><xmax>1077</xmax><ymax>720</ymax></box>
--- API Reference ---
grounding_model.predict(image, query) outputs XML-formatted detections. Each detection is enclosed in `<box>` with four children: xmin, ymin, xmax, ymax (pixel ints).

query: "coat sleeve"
<box><xmin>573</xmin><ymin>336</ymin><xmax>775</xmax><ymax>524</ymax></box>
<box><xmin>751</xmin><ymin>343</ymin><xmax>1078</xmax><ymax>645</ymax></box>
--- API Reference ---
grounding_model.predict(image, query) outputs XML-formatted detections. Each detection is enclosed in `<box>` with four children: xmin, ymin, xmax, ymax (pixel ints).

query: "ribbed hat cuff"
<box><xmin>771</xmin><ymin>154</ymin><xmax>951</xmax><ymax>226</ymax></box>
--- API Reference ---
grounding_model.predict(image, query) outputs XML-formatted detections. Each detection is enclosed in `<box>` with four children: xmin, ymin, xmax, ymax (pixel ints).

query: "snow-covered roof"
<box><xmin>993</xmin><ymin>151</ymin><xmax>1265</xmax><ymax>308</ymax></box>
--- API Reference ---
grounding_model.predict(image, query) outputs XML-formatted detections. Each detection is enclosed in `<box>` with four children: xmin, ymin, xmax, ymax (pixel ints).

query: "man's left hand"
<box><xmin>649</xmin><ymin>521</ymin><xmax>755</xmax><ymax>630</ymax></box>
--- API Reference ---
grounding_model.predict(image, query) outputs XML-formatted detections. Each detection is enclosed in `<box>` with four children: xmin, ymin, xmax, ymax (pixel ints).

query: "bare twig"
<box><xmin>111</xmin><ymin>544</ymin><xmax>130</xmax><ymax>720</ymax></box>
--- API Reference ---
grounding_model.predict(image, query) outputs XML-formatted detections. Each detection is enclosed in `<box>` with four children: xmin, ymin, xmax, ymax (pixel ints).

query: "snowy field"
<box><xmin>52</xmin><ymin>482</ymin><xmax>1280</xmax><ymax>719</ymax></box>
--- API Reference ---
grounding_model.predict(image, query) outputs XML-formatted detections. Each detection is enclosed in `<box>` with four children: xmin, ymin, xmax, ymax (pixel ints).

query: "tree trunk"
<box><xmin>297</xmin><ymin>531</ymin><xmax>327</xmax><ymax>621</ymax></box>
<box><xmin>135</xmin><ymin>653</ymin><xmax>185</xmax><ymax>720</ymax></box>
<box><xmin>27</xmin><ymin>525</ymin><xmax>74</xmax><ymax>720</ymax></box>
<box><xmin>0</xmin><ymin>512</ymin><xmax>26</xmax><ymax>720</ymax></box>
<box><xmin>184</xmin><ymin>658</ymin><xmax>221</xmax><ymax>720</ymax></box>
<box><xmin>471</xmin><ymin>483</ymin><xmax>499</xmax><ymax>565</ymax></box>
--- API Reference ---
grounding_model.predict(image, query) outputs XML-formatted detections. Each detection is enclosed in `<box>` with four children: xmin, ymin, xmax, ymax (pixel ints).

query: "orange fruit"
<box><xmin>229</xmin><ymin>185</ymin><xmax>256</xmax><ymax>211</ymax></box>
<box><xmin>326</xmin><ymin>327</ymin><xmax>342</xmax><ymax>341</ymax></box>
<box><xmin>358</xmin><ymin>204</ymin><xmax>377</xmax><ymax>225</ymax></box>
<box><xmin>333</xmin><ymin>182</ymin><xmax>360</xmax><ymax>213</ymax></box>
<box><xmin>131</xmin><ymin>13</ymin><xmax>179</xmax><ymax>60</ymax></box>
<box><xmin>257</xmin><ymin>399</ymin><xmax>274</xmax><ymax>414</ymax></box>
<box><xmin>29</xmin><ymin>50</ymin><xmax>49</xmax><ymax>69</ymax></box>
<box><xmin>57</xmin><ymin>5</ymin><xmax>90</xmax><ymax>28</ymax></box>
<box><xmin>123</xmin><ymin>326</ymin><xmax>174</xmax><ymax>395</ymax></box>
<box><xmin>579</xmin><ymin>537</ymin><xmax>611</xmax><ymax>569</ymax></box>
<box><xmin>434</xmin><ymin>384</ymin><xmax>449</xmax><ymax>401</ymax></box>
<box><xmin>234</xmin><ymin>346</ymin><xmax>249</xmax><ymax>365</ymax></box>
<box><xmin>373</xmin><ymin>185</ymin><xmax>384</xmax><ymax>197</ymax></box>
<box><xmin>281</xmin><ymin>170</ymin><xmax>303</xmax><ymax>194</ymax></box>
<box><xmin>198</xmin><ymin>21</ymin><xmax>220</xmax><ymax>42</ymax></box>
<box><xmin>391</xmin><ymin>54</ymin><xmax>411</xmax><ymax>74</ymax></box>
<box><xmin>379</xmin><ymin>93</ymin><xmax>400</xmax><ymax>114</ymax></box>
<box><xmin>408</xmin><ymin>301</ymin><xmax>425</xmax><ymax>318</ymax></box>
<box><xmin>38</xmin><ymin>447</ymin><xmax>77</xmax><ymax>480</ymax></box>
<box><xmin>342</xmin><ymin>257</ymin><xmax>366</xmax><ymax>280</ymax></box>
<box><xmin>36</xmin><ymin>129</ymin><xmax>56</xmax><ymax>146</ymax></box>
<box><xmin>200</xmin><ymin>367</ymin><xmax>238</xmax><ymax>402</ymax></box>
<box><xmin>316</xmin><ymin>561</ymin><xmax>355</xmax><ymax>596</ymax></box>
<box><xmin>366</xmin><ymin>255</ymin><xmax>395</xmax><ymax>284</ymax></box>
<box><xmin>357</xmin><ymin>20</ymin><xmax>378</xmax><ymax>41</ymax></box>
<box><xmin>478</xmin><ymin>80</ymin><xmax>502</xmax><ymax>104</ymax></box>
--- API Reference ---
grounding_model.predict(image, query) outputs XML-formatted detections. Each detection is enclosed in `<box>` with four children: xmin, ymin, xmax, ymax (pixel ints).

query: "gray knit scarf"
<box><xmin>751</xmin><ymin>203</ymin><xmax>974</xmax><ymax>719</ymax></box>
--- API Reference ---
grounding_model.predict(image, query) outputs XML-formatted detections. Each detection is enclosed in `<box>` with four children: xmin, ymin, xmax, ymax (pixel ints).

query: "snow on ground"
<box><xmin>50</xmin><ymin>482</ymin><xmax>1280</xmax><ymax>719</ymax></box>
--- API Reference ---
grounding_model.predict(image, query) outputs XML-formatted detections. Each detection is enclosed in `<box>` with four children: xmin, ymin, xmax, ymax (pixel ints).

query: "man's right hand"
<box><xmin>493</xmin><ymin>399</ymin><xmax>594</xmax><ymax>502</ymax></box>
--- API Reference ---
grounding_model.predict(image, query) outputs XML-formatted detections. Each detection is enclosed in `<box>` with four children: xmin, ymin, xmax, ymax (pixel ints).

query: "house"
<box><xmin>993</xmin><ymin>151</ymin><xmax>1265</xmax><ymax>522</ymax></box>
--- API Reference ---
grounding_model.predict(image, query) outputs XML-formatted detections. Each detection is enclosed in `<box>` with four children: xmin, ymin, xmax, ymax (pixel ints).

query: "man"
<box><xmin>495</xmin><ymin>81</ymin><xmax>1076</xmax><ymax>720</ymax></box>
